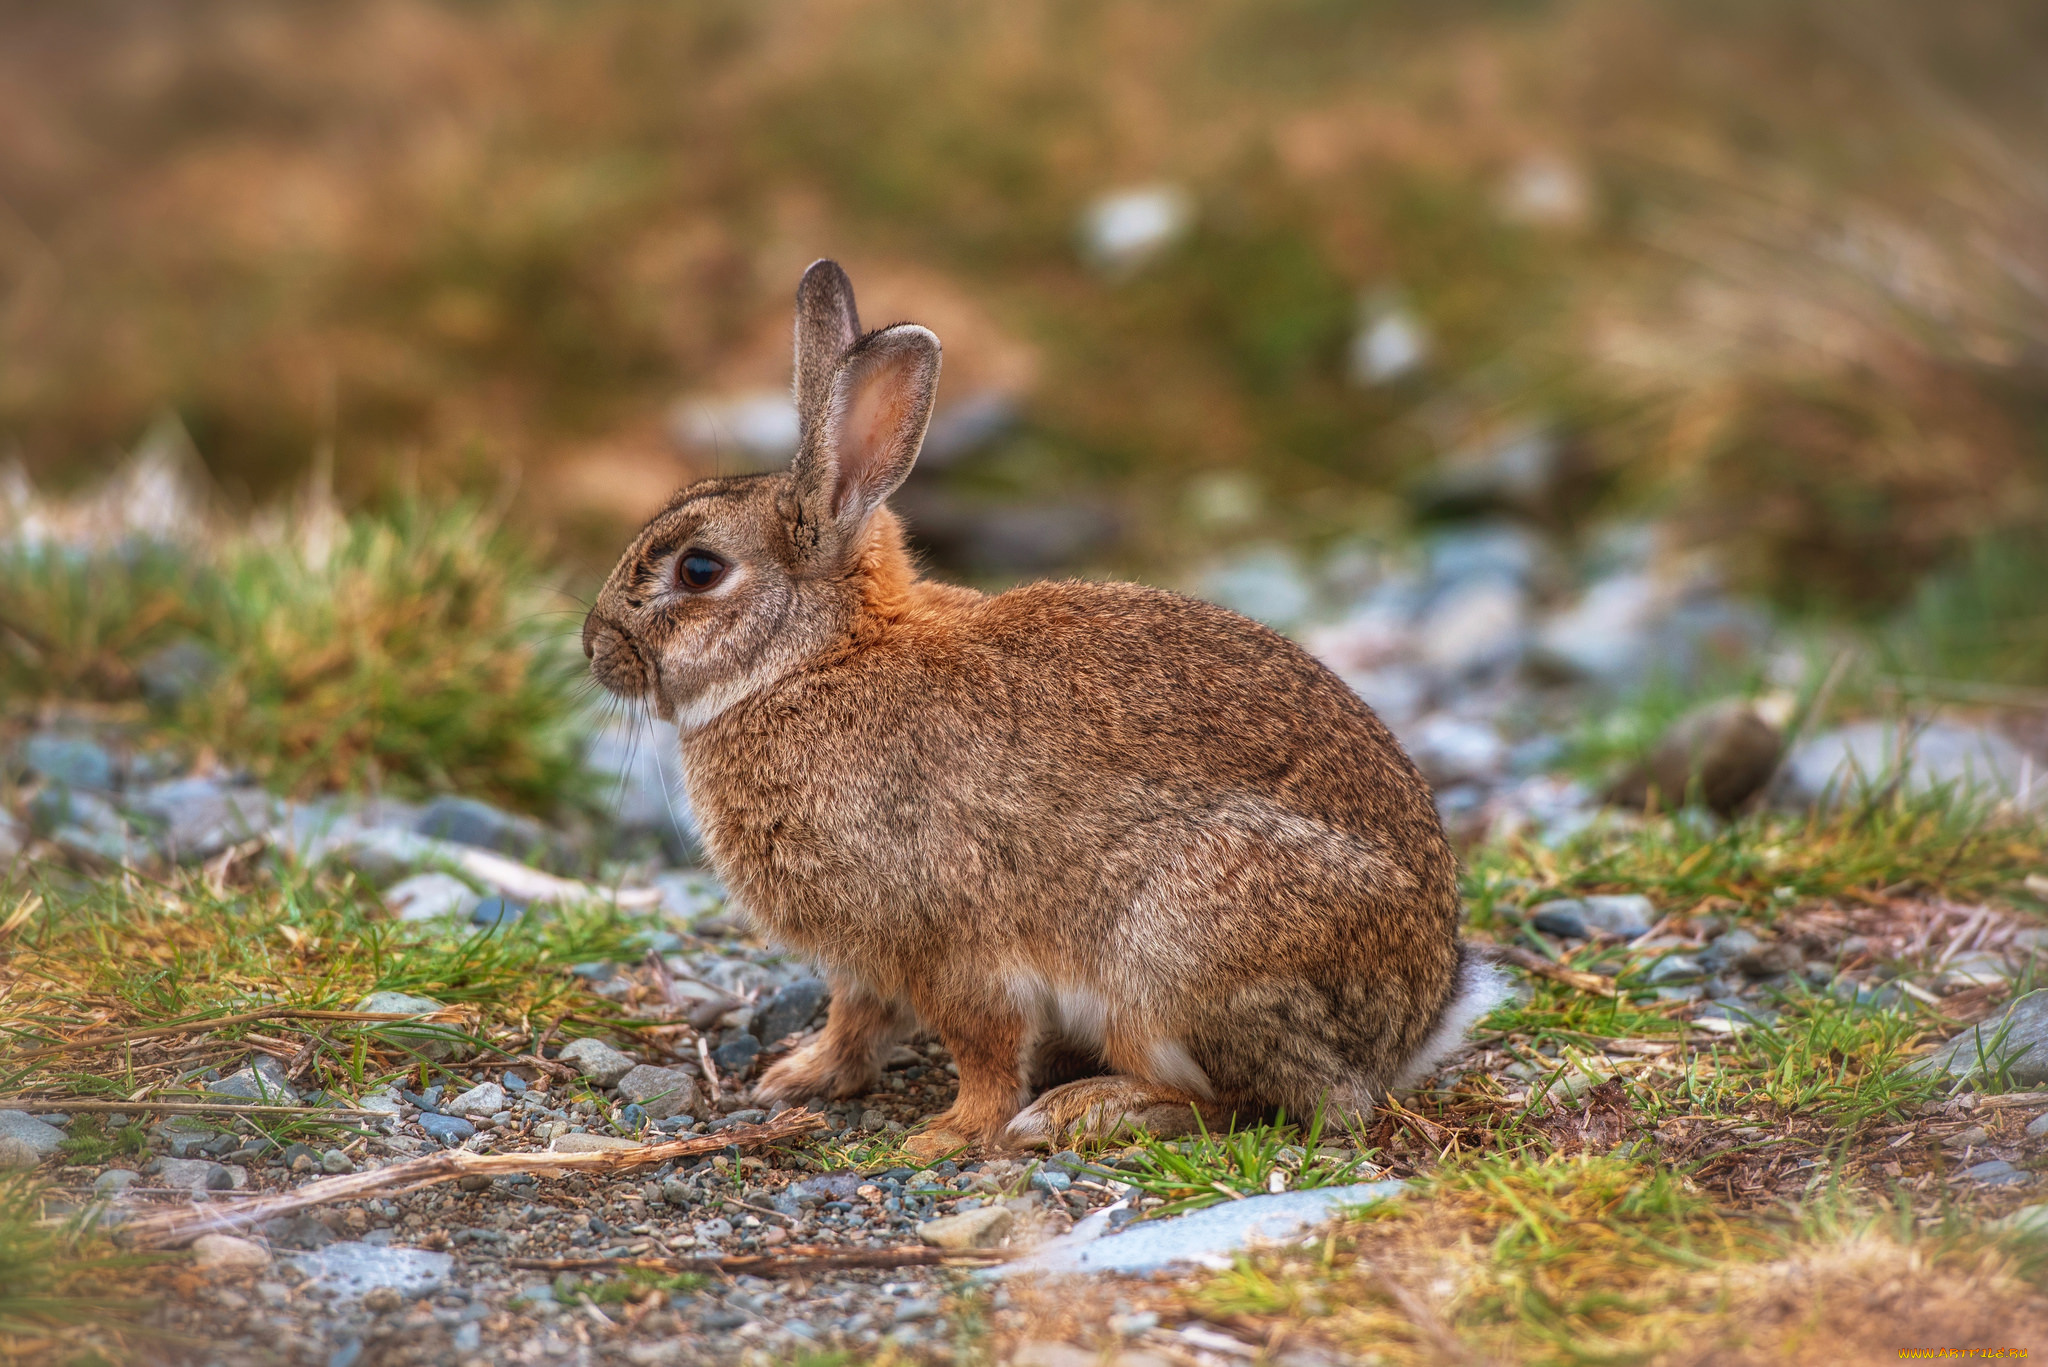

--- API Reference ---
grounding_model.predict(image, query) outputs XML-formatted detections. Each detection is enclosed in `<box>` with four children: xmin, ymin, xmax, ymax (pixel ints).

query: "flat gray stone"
<box><xmin>751</xmin><ymin>978</ymin><xmax>827</xmax><ymax>1045</ymax></box>
<box><xmin>133</xmin><ymin>780</ymin><xmax>278</xmax><ymax>861</ymax></box>
<box><xmin>1909</xmin><ymin>990</ymin><xmax>2048</xmax><ymax>1089</ymax></box>
<box><xmin>208</xmin><ymin>1062</ymin><xmax>300</xmax><ymax>1105</ymax></box>
<box><xmin>286</xmin><ymin>1240</ymin><xmax>453</xmax><ymax>1303</ymax></box>
<box><xmin>559</xmin><ymin>1037</ymin><xmax>636</xmax><ymax>1088</ymax></box>
<box><xmin>0</xmin><ymin>1110</ymin><xmax>66</xmax><ymax>1160</ymax></box>
<box><xmin>443</xmin><ymin>1082</ymin><xmax>506</xmax><ymax>1118</ymax></box>
<box><xmin>996</xmin><ymin>1181</ymin><xmax>1407</xmax><ymax>1277</ymax></box>
<box><xmin>1530</xmin><ymin>894</ymin><xmax>1654</xmax><ymax>940</ymax></box>
<box><xmin>354</xmin><ymin>992</ymin><xmax>465</xmax><ymax>1062</ymax></box>
<box><xmin>156</xmin><ymin>1157</ymin><xmax>234</xmax><ymax>1192</ymax></box>
<box><xmin>614</xmin><ymin>1065</ymin><xmax>701</xmax><ymax>1119</ymax></box>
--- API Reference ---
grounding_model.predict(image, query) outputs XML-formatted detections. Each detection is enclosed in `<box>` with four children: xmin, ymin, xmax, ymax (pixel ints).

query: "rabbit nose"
<box><xmin>583</xmin><ymin>636</ymin><xmax>595</xmax><ymax>660</ymax></box>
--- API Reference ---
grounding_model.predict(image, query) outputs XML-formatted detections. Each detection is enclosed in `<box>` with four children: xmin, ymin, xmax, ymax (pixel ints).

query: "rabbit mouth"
<box><xmin>582</xmin><ymin>613</ymin><xmax>655</xmax><ymax>701</ymax></box>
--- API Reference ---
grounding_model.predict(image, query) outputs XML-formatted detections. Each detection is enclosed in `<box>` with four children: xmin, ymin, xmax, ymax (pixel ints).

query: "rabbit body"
<box><xmin>585</xmin><ymin>261</ymin><xmax>1501</xmax><ymax>1149</ymax></box>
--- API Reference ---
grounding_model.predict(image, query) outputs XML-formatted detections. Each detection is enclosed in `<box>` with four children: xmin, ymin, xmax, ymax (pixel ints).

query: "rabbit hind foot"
<box><xmin>1002</xmin><ymin>1075</ymin><xmax>1228</xmax><ymax>1149</ymax></box>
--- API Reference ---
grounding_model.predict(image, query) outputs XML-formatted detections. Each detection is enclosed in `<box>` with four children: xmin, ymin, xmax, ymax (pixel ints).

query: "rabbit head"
<box><xmin>582</xmin><ymin>260</ymin><xmax>941</xmax><ymax>728</ymax></box>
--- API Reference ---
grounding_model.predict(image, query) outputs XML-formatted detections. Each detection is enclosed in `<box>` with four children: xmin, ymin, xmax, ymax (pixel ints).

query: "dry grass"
<box><xmin>3</xmin><ymin>1</ymin><xmax>2046</xmax><ymax>596</ymax></box>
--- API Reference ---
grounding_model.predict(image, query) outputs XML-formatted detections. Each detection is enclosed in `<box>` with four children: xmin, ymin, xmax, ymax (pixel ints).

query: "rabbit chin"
<box><xmin>667</xmin><ymin>659</ymin><xmax>787</xmax><ymax>735</ymax></box>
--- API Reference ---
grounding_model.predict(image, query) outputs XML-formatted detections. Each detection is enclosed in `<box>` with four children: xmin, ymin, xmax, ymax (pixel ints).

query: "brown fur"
<box><xmin>584</xmin><ymin>260</ymin><xmax>1471</xmax><ymax>1151</ymax></box>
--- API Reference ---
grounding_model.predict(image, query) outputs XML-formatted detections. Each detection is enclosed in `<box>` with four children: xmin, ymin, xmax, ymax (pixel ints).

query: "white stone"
<box><xmin>192</xmin><ymin>1234</ymin><xmax>271</xmax><ymax>1271</ymax></box>
<box><xmin>917</xmin><ymin>1205</ymin><xmax>1013</xmax><ymax>1250</ymax></box>
<box><xmin>1080</xmin><ymin>186</ymin><xmax>1192</xmax><ymax>273</ymax></box>
<box><xmin>551</xmin><ymin>1133</ymin><xmax>643</xmax><ymax>1154</ymax></box>
<box><xmin>443</xmin><ymin>1082</ymin><xmax>508</xmax><ymax>1118</ymax></box>
<box><xmin>1350</xmin><ymin>304</ymin><xmax>1428</xmax><ymax>384</ymax></box>
<box><xmin>382</xmin><ymin>872</ymin><xmax>481</xmax><ymax>923</ymax></box>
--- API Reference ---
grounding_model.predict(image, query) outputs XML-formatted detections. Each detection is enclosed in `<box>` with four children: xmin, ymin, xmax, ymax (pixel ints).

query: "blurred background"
<box><xmin>3</xmin><ymin>0</ymin><xmax>2047</xmax><ymax>826</ymax></box>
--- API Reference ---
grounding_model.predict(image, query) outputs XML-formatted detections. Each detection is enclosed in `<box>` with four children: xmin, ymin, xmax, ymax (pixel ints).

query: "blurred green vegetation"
<box><xmin>1</xmin><ymin>0</ymin><xmax>2044</xmax><ymax>606</ymax></box>
<box><xmin>0</xmin><ymin>502</ymin><xmax>590</xmax><ymax>811</ymax></box>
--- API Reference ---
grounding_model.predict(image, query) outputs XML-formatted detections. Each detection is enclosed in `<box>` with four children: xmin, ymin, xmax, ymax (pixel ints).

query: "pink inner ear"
<box><xmin>832</xmin><ymin>354</ymin><xmax>918</xmax><ymax>519</ymax></box>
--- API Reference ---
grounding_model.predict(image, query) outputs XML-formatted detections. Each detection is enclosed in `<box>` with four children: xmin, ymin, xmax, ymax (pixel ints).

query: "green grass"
<box><xmin>0</xmin><ymin>1175</ymin><xmax>163</xmax><ymax>1361</ymax></box>
<box><xmin>0</xmin><ymin>861</ymin><xmax>653</xmax><ymax>1113</ymax></box>
<box><xmin>0</xmin><ymin>499</ymin><xmax>591</xmax><ymax>813</ymax></box>
<box><xmin>1465</xmin><ymin>782</ymin><xmax>2048</xmax><ymax>929</ymax></box>
<box><xmin>1115</xmin><ymin>1107</ymin><xmax>1382</xmax><ymax>1218</ymax></box>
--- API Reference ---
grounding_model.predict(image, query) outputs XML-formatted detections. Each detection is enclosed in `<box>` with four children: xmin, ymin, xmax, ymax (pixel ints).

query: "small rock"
<box><xmin>417</xmin><ymin>1114</ymin><xmax>475</xmax><ymax>1146</ymax></box>
<box><xmin>1910</xmin><ymin>989</ymin><xmax>2048</xmax><ymax>1088</ymax></box>
<box><xmin>552</xmin><ymin>1133</ymin><xmax>643</xmax><ymax>1153</ymax></box>
<box><xmin>353</xmin><ymin>992</ymin><xmax>464</xmax><ymax>1062</ymax></box>
<box><xmin>713</xmin><ymin>1035</ymin><xmax>761</xmax><ymax>1076</ymax></box>
<box><xmin>288</xmin><ymin>1241</ymin><xmax>453</xmax><ymax>1303</ymax></box>
<box><xmin>443</xmin><ymin>1082</ymin><xmax>507</xmax><ymax>1119</ymax></box>
<box><xmin>2026</xmin><ymin>1111</ymin><xmax>2048</xmax><ymax>1139</ymax></box>
<box><xmin>193</xmin><ymin>1234</ymin><xmax>272</xmax><ymax>1271</ymax></box>
<box><xmin>381</xmin><ymin>872</ymin><xmax>481</xmax><ymax>923</ymax></box>
<box><xmin>157</xmin><ymin>1157</ymin><xmax>234</xmax><ymax>1192</ymax></box>
<box><xmin>615</xmin><ymin>1066</ymin><xmax>701</xmax><ymax>1120</ymax></box>
<box><xmin>320</xmin><ymin>1149</ymin><xmax>354</xmax><ymax>1174</ymax></box>
<box><xmin>468</xmin><ymin>896</ymin><xmax>524</xmax><ymax>928</ymax></box>
<box><xmin>917</xmin><ymin>1206</ymin><xmax>1013</xmax><ymax>1250</ymax></box>
<box><xmin>132</xmin><ymin>779</ymin><xmax>276</xmax><ymax>861</ymax></box>
<box><xmin>1961</xmin><ymin>1160</ymin><xmax>2028</xmax><ymax>1186</ymax></box>
<box><xmin>22</xmin><ymin>734</ymin><xmax>114</xmax><ymax>790</ymax></box>
<box><xmin>618</xmin><ymin>1103</ymin><xmax>649</xmax><ymax>1133</ymax></box>
<box><xmin>136</xmin><ymin>638</ymin><xmax>221</xmax><ymax>708</ymax></box>
<box><xmin>1080</xmin><ymin>185</ymin><xmax>1191</xmax><ymax>274</ymax></box>
<box><xmin>95</xmin><ymin>1168</ymin><xmax>141</xmax><ymax>1195</ymax></box>
<box><xmin>1938</xmin><ymin>951</ymin><xmax>2011</xmax><ymax>992</ymax></box>
<box><xmin>1529</xmin><ymin>894</ymin><xmax>1654</xmax><ymax>940</ymax></box>
<box><xmin>1646</xmin><ymin>955</ymin><xmax>1704</xmax><ymax>984</ymax></box>
<box><xmin>558</xmin><ymin>1038</ymin><xmax>637</xmax><ymax>1089</ymax></box>
<box><xmin>751</xmin><ymin>978</ymin><xmax>828</xmax><ymax>1045</ymax></box>
<box><xmin>209</xmin><ymin>1062</ymin><xmax>301</xmax><ymax>1105</ymax></box>
<box><xmin>1531</xmin><ymin>906</ymin><xmax>1588</xmax><ymax>940</ymax></box>
<box><xmin>1606</xmin><ymin>698</ymin><xmax>1785</xmax><ymax>817</ymax></box>
<box><xmin>0</xmin><ymin>1111</ymin><xmax>68</xmax><ymax>1161</ymax></box>
<box><xmin>414</xmin><ymin>796</ymin><xmax>553</xmax><ymax>861</ymax></box>
<box><xmin>1350</xmin><ymin>300</ymin><xmax>1429</xmax><ymax>385</ymax></box>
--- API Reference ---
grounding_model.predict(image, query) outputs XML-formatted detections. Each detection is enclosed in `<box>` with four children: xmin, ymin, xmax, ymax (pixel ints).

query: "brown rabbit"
<box><xmin>583</xmin><ymin>260</ymin><xmax>1504</xmax><ymax>1154</ymax></box>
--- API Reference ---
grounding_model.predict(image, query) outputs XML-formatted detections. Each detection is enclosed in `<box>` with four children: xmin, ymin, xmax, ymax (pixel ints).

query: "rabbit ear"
<box><xmin>789</xmin><ymin>324</ymin><xmax>941</xmax><ymax>558</ymax></box>
<box><xmin>793</xmin><ymin>259</ymin><xmax>861</xmax><ymax>435</ymax></box>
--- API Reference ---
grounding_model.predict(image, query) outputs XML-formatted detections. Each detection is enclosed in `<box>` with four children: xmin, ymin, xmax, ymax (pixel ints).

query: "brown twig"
<box><xmin>0</xmin><ymin>1098</ymin><xmax>384</xmax><ymax>1118</ymax></box>
<box><xmin>696</xmin><ymin>1036</ymin><xmax>724</xmax><ymax>1106</ymax></box>
<box><xmin>13</xmin><ymin>1009</ymin><xmax>451</xmax><ymax>1062</ymax></box>
<box><xmin>121</xmin><ymin>1112</ymin><xmax>827</xmax><ymax>1249</ymax></box>
<box><xmin>509</xmin><ymin>1245</ymin><xmax>1004</xmax><ymax>1278</ymax></box>
<box><xmin>1493</xmin><ymin>945</ymin><xmax>1619</xmax><ymax>998</ymax></box>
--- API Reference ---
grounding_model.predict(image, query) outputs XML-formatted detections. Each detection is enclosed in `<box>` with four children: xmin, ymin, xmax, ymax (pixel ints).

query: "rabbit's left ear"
<box><xmin>789</xmin><ymin>324</ymin><xmax>941</xmax><ymax>561</ymax></box>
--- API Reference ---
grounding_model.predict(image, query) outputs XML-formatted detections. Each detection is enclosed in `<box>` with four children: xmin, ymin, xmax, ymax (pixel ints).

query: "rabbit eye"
<box><xmin>676</xmin><ymin>551</ymin><xmax>728</xmax><ymax>593</ymax></box>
